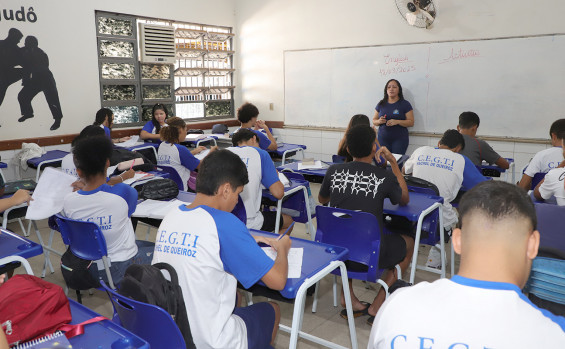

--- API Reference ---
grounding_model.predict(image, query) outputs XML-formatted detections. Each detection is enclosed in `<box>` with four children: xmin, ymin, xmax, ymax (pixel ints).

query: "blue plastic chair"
<box><xmin>535</xmin><ymin>203</ymin><xmax>565</xmax><ymax>253</ymax></box>
<box><xmin>157</xmin><ymin>165</ymin><xmax>185</xmax><ymax>191</ymax></box>
<box><xmin>231</xmin><ymin>195</ymin><xmax>247</xmax><ymax>224</ymax></box>
<box><xmin>526</xmin><ymin>257</ymin><xmax>565</xmax><ymax>306</ymax></box>
<box><xmin>332</xmin><ymin>154</ymin><xmax>346</xmax><ymax>163</ymax></box>
<box><xmin>277</xmin><ymin>172</ymin><xmax>316</xmax><ymax>238</ymax></box>
<box><xmin>313</xmin><ymin>206</ymin><xmax>399</xmax><ymax>310</ymax></box>
<box><xmin>402</xmin><ymin>175</ymin><xmax>451</xmax><ymax>277</ymax></box>
<box><xmin>100</xmin><ymin>280</ymin><xmax>187</xmax><ymax>349</ymax></box>
<box><xmin>54</xmin><ymin>214</ymin><xmax>115</xmax><ymax>290</ymax></box>
<box><xmin>531</xmin><ymin>172</ymin><xmax>547</xmax><ymax>190</ymax></box>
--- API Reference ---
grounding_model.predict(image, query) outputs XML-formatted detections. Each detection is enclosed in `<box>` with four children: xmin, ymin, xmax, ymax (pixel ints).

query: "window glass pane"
<box><xmin>176</xmin><ymin>103</ymin><xmax>204</xmax><ymax>119</ymax></box>
<box><xmin>142</xmin><ymin>104</ymin><xmax>174</xmax><ymax>121</ymax></box>
<box><xmin>98</xmin><ymin>17</ymin><xmax>133</xmax><ymax>36</ymax></box>
<box><xmin>143</xmin><ymin>85</ymin><xmax>171</xmax><ymax>100</ymax></box>
<box><xmin>103</xmin><ymin>85</ymin><xmax>136</xmax><ymax>101</ymax></box>
<box><xmin>206</xmin><ymin>101</ymin><xmax>231</xmax><ymax>117</ymax></box>
<box><xmin>110</xmin><ymin>106</ymin><xmax>139</xmax><ymax>124</ymax></box>
<box><xmin>141</xmin><ymin>64</ymin><xmax>172</xmax><ymax>79</ymax></box>
<box><xmin>99</xmin><ymin>40</ymin><xmax>134</xmax><ymax>58</ymax></box>
<box><xmin>101</xmin><ymin>63</ymin><xmax>135</xmax><ymax>80</ymax></box>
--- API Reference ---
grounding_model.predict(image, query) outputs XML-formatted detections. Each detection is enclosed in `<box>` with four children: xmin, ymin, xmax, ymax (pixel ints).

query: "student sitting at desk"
<box><xmin>152</xmin><ymin>149</ymin><xmax>290</xmax><ymax>349</ymax></box>
<box><xmin>534</xmin><ymin>133</ymin><xmax>565</xmax><ymax>205</ymax></box>
<box><xmin>519</xmin><ymin>119</ymin><xmax>565</xmax><ymax>190</ymax></box>
<box><xmin>62</xmin><ymin>125</ymin><xmax>134</xmax><ymax>189</ymax></box>
<box><xmin>457</xmin><ymin>111</ymin><xmax>509</xmax><ymax>169</ymax></box>
<box><xmin>157</xmin><ymin>117</ymin><xmax>207</xmax><ymax>192</ymax></box>
<box><xmin>228</xmin><ymin>129</ymin><xmax>293</xmax><ymax>234</ymax></box>
<box><xmin>62</xmin><ymin>136</ymin><xmax>154</xmax><ymax>285</ymax></box>
<box><xmin>319</xmin><ymin>125</ymin><xmax>411</xmax><ymax>326</ymax></box>
<box><xmin>337</xmin><ymin>114</ymin><xmax>381</xmax><ymax>163</ymax></box>
<box><xmin>93</xmin><ymin>108</ymin><xmax>131</xmax><ymax>144</ymax></box>
<box><xmin>139</xmin><ymin>103</ymin><xmax>169</xmax><ymax>142</ymax></box>
<box><xmin>234</xmin><ymin>102</ymin><xmax>277</xmax><ymax>151</ymax></box>
<box><xmin>368</xmin><ymin>181</ymin><xmax>565</xmax><ymax>348</ymax></box>
<box><xmin>403</xmin><ymin>129</ymin><xmax>486</xmax><ymax>268</ymax></box>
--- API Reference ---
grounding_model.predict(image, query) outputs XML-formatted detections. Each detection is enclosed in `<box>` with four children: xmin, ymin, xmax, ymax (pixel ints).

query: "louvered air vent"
<box><xmin>139</xmin><ymin>23</ymin><xmax>176</xmax><ymax>64</ymax></box>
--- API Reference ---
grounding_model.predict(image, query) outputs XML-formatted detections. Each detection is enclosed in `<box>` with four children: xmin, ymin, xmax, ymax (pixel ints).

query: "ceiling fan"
<box><xmin>395</xmin><ymin>0</ymin><xmax>436</xmax><ymax>29</ymax></box>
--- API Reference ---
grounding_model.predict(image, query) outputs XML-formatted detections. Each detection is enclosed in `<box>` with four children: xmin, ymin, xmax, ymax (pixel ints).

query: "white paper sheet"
<box><xmin>115</xmin><ymin>135</ymin><xmax>140</xmax><ymax>148</ymax></box>
<box><xmin>261</xmin><ymin>247</ymin><xmax>304</xmax><ymax>278</ymax></box>
<box><xmin>297</xmin><ymin>160</ymin><xmax>326</xmax><ymax>170</ymax></box>
<box><xmin>185</xmin><ymin>134</ymin><xmax>207</xmax><ymax>141</ymax></box>
<box><xmin>278</xmin><ymin>172</ymin><xmax>290</xmax><ymax>187</ymax></box>
<box><xmin>25</xmin><ymin>167</ymin><xmax>77</xmax><ymax>220</ymax></box>
<box><xmin>194</xmin><ymin>149</ymin><xmax>210</xmax><ymax>160</ymax></box>
<box><xmin>122</xmin><ymin>172</ymin><xmax>155</xmax><ymax>185</ymax></box>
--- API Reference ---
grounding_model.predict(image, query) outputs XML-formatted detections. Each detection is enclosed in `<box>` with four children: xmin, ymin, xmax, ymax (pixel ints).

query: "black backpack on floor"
<box><xmin>119</xmin><ymin>263</ymin><xmax>195</xmax><ymax>349</ymax></box>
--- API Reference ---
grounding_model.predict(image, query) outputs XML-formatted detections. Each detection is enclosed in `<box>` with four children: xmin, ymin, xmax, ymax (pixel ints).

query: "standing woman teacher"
<box><xmin>372</xmin><ymin>79</ymin><xmax>414</xmax><ymax>155</ymax></box>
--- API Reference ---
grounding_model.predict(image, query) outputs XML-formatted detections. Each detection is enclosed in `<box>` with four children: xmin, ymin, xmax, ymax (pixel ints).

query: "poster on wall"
<box><xmin>0</xmin><ymin>5</ymin><xmax>64</xmax><ymax>133</ymax></box>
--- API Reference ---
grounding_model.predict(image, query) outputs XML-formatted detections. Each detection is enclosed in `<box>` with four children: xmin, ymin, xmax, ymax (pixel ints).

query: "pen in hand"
<box><xmin>277</xmin><ymin>221</ymin><xmax>295</xmax><ymax>241</ymax></box>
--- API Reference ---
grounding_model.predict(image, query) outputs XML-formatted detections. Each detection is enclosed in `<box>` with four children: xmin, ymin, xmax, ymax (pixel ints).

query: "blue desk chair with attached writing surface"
<box><xmin>535</xmin><ymin>203</ymin><xmax>565</xmax><ymax>253</ymax></box>
<box><xmin>157</xmin><ymin>165</ymin><xmax>185</xmax><ymax>191</ymax></box>
<box><xmin>332</xmin><ymin>155</ymin><xmax>346</xmax><ymax>164</ymax></box>
<box><xmin>312</xmin><ymin>206</ymin><xmax>400</xmax><ymax>312</ymax></box>
<box><xmin>101</xmin><ymin>280</ymin><xmax>188</xmax><ymax>349</ymax></box>
<box><xmin>231</xmin><ymin>195</ymin><xmax>246</xmax><ymax>224</ymax></box>
<box><xmin>54</xmin><ymin>214</ymin><xmax>115</xmax><ymax>303</ymax></box>
<box><xmin>277</xmin><ymin>171</ymin><xmax>316</xmax><ymax>238</ymax></box>
<box><xmin>402</xmin><ymin>175</ymin><xmax>451</xmax><ymax>278</ymax></box>
<box><xmin>531</xmin><ymin>172</ymin><xmax>547</xmax><ymax>190</ymax></box>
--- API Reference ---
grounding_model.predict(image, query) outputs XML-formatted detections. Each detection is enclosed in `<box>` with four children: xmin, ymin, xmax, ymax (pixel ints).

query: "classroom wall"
<box><xmin>0</xmin><ymin>0</ymin><xmax>235</xmax><ymax>180</ymax></box>
<box><xmin>235</xmin><ymin>0</ymin><xmax>565</xmax><ymax>172</ymax></box>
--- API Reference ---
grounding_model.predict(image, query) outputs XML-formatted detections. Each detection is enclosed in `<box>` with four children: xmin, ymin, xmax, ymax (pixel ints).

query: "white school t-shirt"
<box><xmin>226</xmin><ymin>146</ymin><xmax>280</xmax><ymax>229</ymax></box>
<box><xmin>61</xmin><ymin>153</ymin><xmax>77</xmax><ymax>178</ymax></box>
<box><xmin>524</xmin><ymin>147</ymin><xmax>564</xmax><ymax>177</ymax></box>
<box><xmin>62</xmin><ymin>183</ymin><xmax>138</xmax><ymax>262</ymax></box>
<box><xmin>157</xmin><ymin>142</ymin><xmax>200</xmax><ymax>191</ymax></box>
<box><xmin>538</xmin><ymin>167</ymin><xmax>565</xmax><ymax>205</ymax></box>
<box><xmin>152</xmin><ymin>205</ymin><xmax>274</xmax><ymax>349</ymax></box>
<box><xmin>403</xmin><ymin>147</ymin><xmax>465</xmax><ymax>229</ymax></box>
<box><xmin>368</xmin><ymin>276</ymin><xmax>565</xmax><ymax>349</ymax></box>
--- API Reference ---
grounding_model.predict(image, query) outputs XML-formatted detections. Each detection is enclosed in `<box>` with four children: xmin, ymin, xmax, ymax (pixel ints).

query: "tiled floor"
<box><xmin>7</xmin><ymin>182</ymin><xmax>457</xmax><ymax>349</ymax></box>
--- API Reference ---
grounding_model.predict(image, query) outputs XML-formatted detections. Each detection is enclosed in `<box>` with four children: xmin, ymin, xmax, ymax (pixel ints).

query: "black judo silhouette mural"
<box><xmin>0</xmin><ymin>28</ymin><xmax>63</xmax><ymax>130</ymax></box>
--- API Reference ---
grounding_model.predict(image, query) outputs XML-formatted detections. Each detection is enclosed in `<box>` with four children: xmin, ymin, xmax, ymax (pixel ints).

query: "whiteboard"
<box><xmin>284</xmin><ymin>34</ymin><xmax>565</xmax><ymax>139</ymax></box>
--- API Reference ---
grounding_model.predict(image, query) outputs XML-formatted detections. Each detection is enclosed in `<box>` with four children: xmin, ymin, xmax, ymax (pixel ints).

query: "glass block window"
<box><xmin>101</xmin><ymin>63</ymin><xmax>135</xmax><ymax>80</ymax></box>
<box><xmin>98</xmin><ymin>17</ymin><xmax>133</xmax><ymax>36</ymax></box>
<box><xmin>99</xmin><ymin>40</ymin><xmax>134</xmax><ymax>58</ymax></box>
<box><xmin>110</xmin><ymin>106</ymin><xmax>140</xmax><ymax>124</ymax></box>
<box><xmin>143</xmin><ymin>85</ymin><xmax>171</xmax><ymax>100</ymax></box>
<box><xmin>97</xmin><ymin>11</ymin><xmax>233</xmax><ymax>126</ymax></box>
<box><xmin>141</xmin><ymin>64</ymin><xmax>171</xmax><ymax>79</ymax></box>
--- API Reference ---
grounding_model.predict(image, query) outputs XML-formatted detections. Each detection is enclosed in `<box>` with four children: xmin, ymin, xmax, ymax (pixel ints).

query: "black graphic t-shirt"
<box><xmin>319</xmin><ymin>161</ymin><xmax>402</xmax><ymax>230</ymax></box>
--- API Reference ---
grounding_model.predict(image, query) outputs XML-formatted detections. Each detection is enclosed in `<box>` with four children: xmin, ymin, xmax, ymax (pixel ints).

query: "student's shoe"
<box><xmin>426</xmin><ymin>244</ymin><xmax>445</xmax><ymax>269</ymax></box>
<box><xmin>340</xmin><ymin>301</ymin><xmax>370</xmax><ymax>319</ymax></box>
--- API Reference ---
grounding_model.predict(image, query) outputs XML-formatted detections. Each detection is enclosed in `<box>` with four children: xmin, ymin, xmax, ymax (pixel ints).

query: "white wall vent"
<box><xmin>139</xmin><ymin>23</ymin><xmax>176</xmax><ymax>64</ymax></box>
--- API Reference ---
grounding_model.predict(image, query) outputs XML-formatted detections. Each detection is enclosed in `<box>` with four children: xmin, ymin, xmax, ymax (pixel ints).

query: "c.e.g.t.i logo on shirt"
<box><xmin>155</xmin><ymin>229</ymin><xmax>200</xmax><ymax>258</ymax></box>
<box><xmin>417</xmin><ymin>154</ymin><xmax>456</xmax><ymax>171</ymax></box>
<box><xmin>157</xmin><ymin>154</ymin><xmax>171</xmax><ymax>164</ymax></box>
<box><xmin>86</xmin><ymin>215</ymin><xmax>112</xmax><ymax>230</ymax></box>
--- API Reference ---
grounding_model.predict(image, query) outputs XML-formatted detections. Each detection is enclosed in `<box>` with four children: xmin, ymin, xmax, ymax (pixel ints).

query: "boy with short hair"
<box><xmin>403</xmin><ymin>129</ymin><xmax>486</xmax><ymax>268</ymax></box>
<box><xmin>235</xmin><ymin>102</ymin><xmax>278</xmax><ymax>151</ymax></box>
<box><xmin>457</xmin><ymin>111</ymin><xmax>509</xmax><ymax>169</ymax></box>
<box><xmin>151</xmin><ymin>149</ymin><xmax>291</xmax><ymax>349</ymax></box>
<box><xmin>519</xmin><ymin>119</ymin><xmax>565</xmax><ymax>190</ymax></box>
<box><xmin>368</xmin><ymin>181</ymin><xmax>565</xmax><ymax>348</ymax></box>
<box><xmin>534</xmin><ymin>130</ymin><xmax>565</xmax><ymax>205</ymax></box>
<box><xmin>318</xmin><ymin>125</ymin><xmax>412</xmax><ymax>325</ymax></box>
<box><xmin>228</xmin><ymin>129</ymin><xmax>293</xmax><ymax>234</ymax></box>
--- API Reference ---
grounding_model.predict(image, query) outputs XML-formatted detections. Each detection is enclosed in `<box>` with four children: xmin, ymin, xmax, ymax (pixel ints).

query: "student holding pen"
<box><xmin>372</xmin><ymin>79</ymin><xmax>414</xmax><ymax>155</ymax></box>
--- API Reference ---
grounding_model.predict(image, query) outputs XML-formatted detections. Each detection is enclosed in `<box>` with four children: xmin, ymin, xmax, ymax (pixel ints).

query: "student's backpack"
<box><xmin>0</xmin><ymin>274</ymin><xmax>72</xmax><ymax>346</ymax></box>
<box><xmin>119</xmin><ymin>263</ymin><xmax>195</xmax><ymax>349</ymax></box>
<box><xmin>212</xmin><ymin>123</ymin><xmax>229</xmax><ymax>134</ymax></box>
<box><xmin>60</xmin><ymin>247</ymin><xmax>101</xmax><ymax>292</ymax></box>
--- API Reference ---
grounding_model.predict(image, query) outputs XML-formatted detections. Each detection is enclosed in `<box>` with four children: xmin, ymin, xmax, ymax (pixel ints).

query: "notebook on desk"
<box><xmin>2</xmin><ymin>180</ymin><xmax>37</xmax><ymax>196</ymax></box>
<box><xmin>14</xmin><ymin>331</ymin><xmax>72</xmax><ymax>348</ymax></box>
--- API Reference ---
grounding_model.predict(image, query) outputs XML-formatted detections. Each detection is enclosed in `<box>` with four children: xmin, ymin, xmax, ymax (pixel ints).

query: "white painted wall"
<box><xmin>235</xmin><ymin>0</ymin><xmax>565</xmax><ymax>175</ymax></box>
<box><xmin>0</xmin><ymin>0</ymin><xmax>234</xmax><ymax>180</ymax></box>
